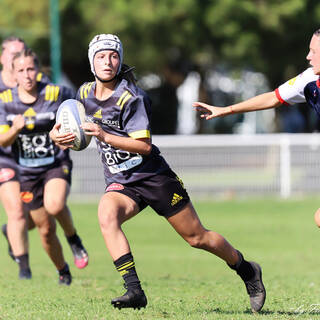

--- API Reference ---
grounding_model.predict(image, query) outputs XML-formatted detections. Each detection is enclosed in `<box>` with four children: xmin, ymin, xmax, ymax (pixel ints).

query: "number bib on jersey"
<box><xmin>100</xmin><ymin>142</ymin><xmax>143</xmax><ymax>174</ymax></box>
<box><xmin>17</xmin><ymin>132</ymin><xmax>54</xmax><ymax>167</ymax></box>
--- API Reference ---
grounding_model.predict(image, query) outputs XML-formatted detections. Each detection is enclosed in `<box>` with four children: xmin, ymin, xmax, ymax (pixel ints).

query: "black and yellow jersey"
<box><xmin>0</xmin><ymin>82</ymin><xmax>73</xmax><ymax>182</ymax></box>
<box><xmin>77</xmin><ymin>79</ymin><xmax>170</xmax><ymax>185</ymax></box>
<box><xmin>0</xmin><ymin>72</ymin><xmax>52</xmax><ymax>167</ymax></box>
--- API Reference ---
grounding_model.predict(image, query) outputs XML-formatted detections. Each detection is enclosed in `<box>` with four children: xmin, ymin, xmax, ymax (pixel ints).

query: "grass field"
<box><xmin>1</xmin><ymin>198</ymin><xmax>320</xmax><ymax>319</ymax></box>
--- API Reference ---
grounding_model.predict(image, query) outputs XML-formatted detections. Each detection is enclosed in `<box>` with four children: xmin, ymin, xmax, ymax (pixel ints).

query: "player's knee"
<box><xmin>7</xmin><ymin>210</ymin><xmax>26</xmax><ymax>224</ymax></box>
<box><xmin>4</xmin><ymin>201</ymin><xmax>24</xmax><ymax>217</ymax></box>
<box><xmin>314</xmin><ymin>208</ymin><xmax>320</xmax><ymax>227</ymax></box>
<box><xmin>7</xmin><ymin>217</ymin><xmax>27</xmax><ymax>234</ymax></box>
<box><xmin>185</xmin><ymin>233</ymin><xmax>205</xmax><ymax>249</ymax></box>
<box><xmin>45</xmin><ymin>199</ymin><xmax>64</xmax><ymax>216</ymax></box>
<box><xmin>98</xmin><ymin>209</ymin><xmax>120</xmax><ymax>233</ymax></box>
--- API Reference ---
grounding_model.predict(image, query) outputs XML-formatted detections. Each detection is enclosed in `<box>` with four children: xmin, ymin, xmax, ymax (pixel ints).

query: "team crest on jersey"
<box><xmin>0</xmin><ymin>168</ymin><xmax>15</xmax><ymax>182</ymax></box>
<box><xmin>106</xmin><ymin>183</ymin><xmax>124</xmax><ymax>192</ymax></box>
<box><xmin>23</xmin><ymin>107</ymin><xmax>37</xmax><ymax>130</ymax></box>
<box><xmin>20</xmin><ymin>191</ymin><xmax>34</xmax><ymax>203</ymax></box>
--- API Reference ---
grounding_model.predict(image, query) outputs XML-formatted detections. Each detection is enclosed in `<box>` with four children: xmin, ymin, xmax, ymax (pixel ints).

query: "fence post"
<box><xmin>280</xmin><ymin>136</ymin><xmax>291</xmax><ymax>198</ymax></box>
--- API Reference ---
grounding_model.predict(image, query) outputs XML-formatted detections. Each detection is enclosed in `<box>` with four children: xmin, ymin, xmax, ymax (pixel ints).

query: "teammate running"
<box><xmin>0</xmin><ymin>38</ymin><xmax>89</xmax><ymax>276</ymax></box>
<box><xmin>50</xmin><ymin>34</ymin><xmax>266</xmax><ymax>311</ymax></box>
<box><xmin>0</xmin><ymin>36</ymin><xmax>31</xmax><ymax>278</ymax></box>
<box><xmin>0</xmin><ymin>48</ymin><xmax>85</xmax><ymax>283</ymax></box>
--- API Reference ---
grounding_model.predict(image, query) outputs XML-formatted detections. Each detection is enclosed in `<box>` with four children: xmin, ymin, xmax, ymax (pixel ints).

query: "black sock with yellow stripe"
<box><xmin>114</xmin><ymin>252</ymin><xmax>141</xmax><ymax>290</ymax></box>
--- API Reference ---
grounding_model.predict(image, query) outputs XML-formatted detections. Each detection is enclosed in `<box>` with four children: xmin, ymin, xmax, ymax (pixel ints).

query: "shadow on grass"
<box><xmin>197</xmin><ymin>308</ymin><xmax>320</xmax><ymax>317</ymax></box>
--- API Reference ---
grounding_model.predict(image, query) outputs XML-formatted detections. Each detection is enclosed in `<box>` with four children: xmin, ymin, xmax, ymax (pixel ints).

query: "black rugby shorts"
<box><xmin>105</xmin><ymin>169</ymin><xmax>190</xmax><ymax>218</ymax></box>
<box><xmin>20</xmin><ymin>160</ymin><xmax>72</xmax><ymax>211</ymax></box>
<box><xmin>0</xmin><ymin>158</ymin><xmax>19</xmax><ymax>186</ymax></box>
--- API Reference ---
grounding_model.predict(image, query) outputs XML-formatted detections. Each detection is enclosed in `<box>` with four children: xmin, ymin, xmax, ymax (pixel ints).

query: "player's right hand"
<box><xmin>12</xmin><ymin>114</ymin><xmax>25</xmax><ymax>131</ymax></box>
<box><xmin>193</xmin><ymin>102</ymin><xmax>231</xmax><ymax>120</ymax></box>
<box><xmin>49</xmin><ymin>123</ymin><xmax>75</xmax><ymax>150</ymax></box>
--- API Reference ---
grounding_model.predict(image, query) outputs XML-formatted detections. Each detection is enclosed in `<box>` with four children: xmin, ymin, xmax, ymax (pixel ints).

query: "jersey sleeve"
<box><xmin>122</xmin><ymin>94</ymin><xmax>151</xmax><ymax>139</ymax></box>
<box><xmin>0</xmin><ymin>101</ymin><xmax>10</xmax><ymax>133</ymax></box>
<box><xmin>275</xmin><ymin>68</ymin><xmax>318</xmax><ymax>105</ymax></box>
<box><xmin>76</xmin><ymin>82</ymin><xmax>94</xmax><ymax>105</ymax></box>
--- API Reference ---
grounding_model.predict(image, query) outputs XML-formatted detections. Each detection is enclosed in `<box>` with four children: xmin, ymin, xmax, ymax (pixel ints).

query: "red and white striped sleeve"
<box><xmin>275</xmin><ymin>68</ymin><xmax>318</xmax><ymax>105</ymax></box>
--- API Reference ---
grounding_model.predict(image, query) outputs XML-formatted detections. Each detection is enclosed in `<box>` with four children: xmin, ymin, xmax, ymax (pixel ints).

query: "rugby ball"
<box><xmin>56</xmin><ymin>99</ymin><xmax>92</xmax><ymax>151</ymax></box>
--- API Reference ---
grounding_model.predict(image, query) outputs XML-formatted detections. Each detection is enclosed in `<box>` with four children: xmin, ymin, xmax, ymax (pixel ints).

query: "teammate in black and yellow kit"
<box><xmin>0</xmin><ymin>48</ymin><xmax>88</xmax><ymax>284</ymax></box>
<box><xmin>50</xmin><ymin>34</ymin><xmax>266</xmax><ymax>311</ymax></box>
<box><xmin>0</xmin><ymin>37</ymin><xmax>89</xmax><ymax>279</ymax></box>
<box><xmin>0</xmin><ymin>37</ymin><xmax>31</xmax><ymax>278</ymax></box>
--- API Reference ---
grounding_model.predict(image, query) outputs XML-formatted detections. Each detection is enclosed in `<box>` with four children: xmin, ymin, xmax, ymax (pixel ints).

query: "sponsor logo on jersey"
<box><xmin>62</xmin><ymin>165</ymin><xmax>69</xmax><ymax>175</ymax></box>
<box><xmin>20</xmin><ymin>191</ymin><xmax>34</xmax><ymax>203</ymax></box>
<box><xmin>93</xmin><ymin>109</ymin><xmax>102</xmax><ymax>119</ymax></box>
<box><xmin>171</xmin><ymin>193</ymin><xmax>183</xmax><ymax>206</ymax></box>
<box><xmin>0</xmin><ymin>168</ymin><xmax>15</xmax><ymax>182</ymax></box>
<box><xmin>101</xmin><ymin>119</ymin><xmax>120</xmax><ymax>128</ymax></box>
<box><xmin>87</xmin><ymin>115</ymin><xmax>120</xmax><ymax>128</ymax></box>
<box><xmin>288</xmin><ymin>77</ymin><xmax>297</xmax><ymax>86</ymax></box>
<box><xmin>106</xmin><ymin>183</ymin><xmax>124</xmax><ymax>192</ymax></box>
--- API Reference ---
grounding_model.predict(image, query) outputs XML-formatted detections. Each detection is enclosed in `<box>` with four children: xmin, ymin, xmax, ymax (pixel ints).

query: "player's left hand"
<box><xmin>81</xmin><ymin>122</ymin><xmax>107</xmax><ymax>142</ymax></box>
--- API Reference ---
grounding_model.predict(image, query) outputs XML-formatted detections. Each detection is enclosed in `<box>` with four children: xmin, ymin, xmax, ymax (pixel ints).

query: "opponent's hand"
<box><xmin>49</xmin><ymin>123</ymin><xmax>75</xmax><ymax>150</ymax></box>
<box><xmin>193</xmin><ymin>102</ymin><xmax>231</xmax><ymax>120</ymax></box>
<box><xmin>81</xmin><ymin>122</ymin><xmax>107</xmax><ymax>142</ymax></box>
<box><xmin>12</xmin><ymin>115</ymin><xmax>25</xmax><ymax>132</ymax></box>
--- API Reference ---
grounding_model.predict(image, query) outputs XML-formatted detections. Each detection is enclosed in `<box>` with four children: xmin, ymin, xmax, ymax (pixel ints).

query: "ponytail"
<box><xmin>118</xmin><ymin>64</ymin><xmax>137</xmax><ymax>84</ymax></box>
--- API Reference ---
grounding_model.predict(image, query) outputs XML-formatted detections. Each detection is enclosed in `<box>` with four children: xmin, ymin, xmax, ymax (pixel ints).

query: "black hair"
<box><xmin>118</xmin><ymin>64</ymin><xmax>137</xmax><ymax>84</ymax></box>
<box><xmin>314</xmin><ymin>29</ymin><xmax>320</xmax><ymax>37</ymax></box>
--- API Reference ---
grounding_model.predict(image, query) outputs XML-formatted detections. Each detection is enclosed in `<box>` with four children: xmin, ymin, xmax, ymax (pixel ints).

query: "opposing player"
<box><xmin>50</xmin><ymin>34</ymin><xmax>266</xmax><ymax>312</ymax></box>
<box><xmin>0</xmin><ymin>37</ymin><xmax>89</xmax><ymax>276</ymax></box>
<box><xmin>0</xmin><ymin>48</ymin><xmax>86</xmax><ymax>284</ymax></box>
<box><xmin>193</xmin><ymin>28</ymin><xmax>320</xmax><ymax>229</ymax></box>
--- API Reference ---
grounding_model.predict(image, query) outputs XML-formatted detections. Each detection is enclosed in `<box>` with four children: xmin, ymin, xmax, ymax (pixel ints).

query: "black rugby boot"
<box><xmin>19</xmin><ymin>268</ymin><xmax>32</xmax><ymax>280</ymax></box>
<box><xmin>58</xmin><ymin>264</ymin><xmax>72</xmax><ymax>286</ymax></box>
<box><xmin>243</xmin><ymin>261</ymin><xmax>266</xmax><ymax>312</ymax></box>
<box><xmin>111</xmin><ymin>287</ymin><xmax>147</xmax><ymax>310</ymax></box>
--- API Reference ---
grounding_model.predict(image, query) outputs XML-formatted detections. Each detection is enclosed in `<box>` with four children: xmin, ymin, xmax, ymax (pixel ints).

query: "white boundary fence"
<box><xmin>69</xmin><ymin>134</ymin><xmax>320</xmax><ymax>200</ymax></box>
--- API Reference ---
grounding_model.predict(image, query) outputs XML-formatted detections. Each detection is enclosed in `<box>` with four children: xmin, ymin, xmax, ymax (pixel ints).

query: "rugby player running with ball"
<box><xmin>50</xmin><ymin>34</ymin><xmax>266</xmax><ymax>311</ymax></box>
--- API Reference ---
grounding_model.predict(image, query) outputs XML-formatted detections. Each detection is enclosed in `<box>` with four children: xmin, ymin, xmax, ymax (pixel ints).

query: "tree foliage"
<box><xmin>1</xmin><ymin>0</ymin><xmax>320</xmax><ymax>88</ymax></box>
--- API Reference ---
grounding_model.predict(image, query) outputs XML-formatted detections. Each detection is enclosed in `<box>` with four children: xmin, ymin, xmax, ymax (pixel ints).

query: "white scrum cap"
<box><xmin>88</xmin><ymin>34</ymin><xmax>123</xmax><ymax>76</ymax></box>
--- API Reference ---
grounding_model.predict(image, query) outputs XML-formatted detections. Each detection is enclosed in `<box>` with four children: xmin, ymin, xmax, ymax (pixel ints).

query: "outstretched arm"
<box><xmin>193</xmin><ymin>91</ymin><xmax>282</xmax><ymax>120</ymax></box>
